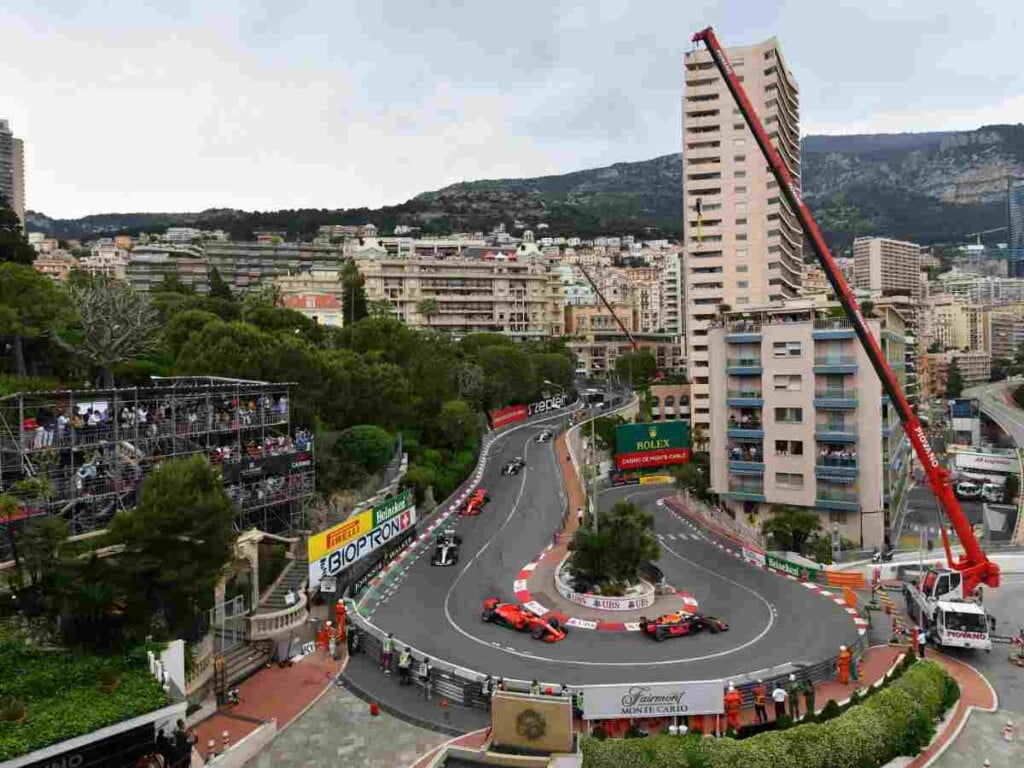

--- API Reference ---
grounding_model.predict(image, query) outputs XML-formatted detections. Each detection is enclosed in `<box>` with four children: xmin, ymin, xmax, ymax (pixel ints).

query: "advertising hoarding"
<box><xmin>615</xmin><ymin>422</ymin><xmax>691</xmax><ymax>470</ymax></box>
<box><xmin>952</xmin><ymin>450</ymin><xmax>1019</xmax><ymax>476</ymax></box>
<box><xmin>308</xmin><ymin>490</ymin><xmax>416</xmax><ymax>587</ymax></box>
<box><xmin>488</xmin><ymin>394</ymin><xmax>570</xmax><ymax>428</ymax></box>
<box><xmin>582</xmin><ymin>681</ymin><xmax>724</xmax><ymax>719</ymax></box>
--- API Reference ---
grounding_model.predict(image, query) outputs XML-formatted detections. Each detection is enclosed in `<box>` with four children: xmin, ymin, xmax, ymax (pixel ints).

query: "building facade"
<box><xmin>1008</xmin><ymin>179</ymin><xmax>1024</xmax><ymax>278</ymax></box>
<box><xmin>125</xmin><ymin>244</ymin><xmax>208</xmax><ymax>293</ymax></box>
<box><xmin>708</xmin><ymin>300</ymin><xmax>911</xmax><ymax>548</ymax></box>
<box><xmin>277</xmin><ymin>269</ymin><xmax>345</xmax><ymax>326</ymax></box>
<box><xmin>0</xmin><ymin>119</ymin><xmax>25</xmax><ymax>224</ymax></box>
<box><xmin>682</xmin><ymin>37</ymin><xmax>802</xmax><ymax>429</ymax></box>
<box><xmin>917</xmin><ymin>350</ymin><xmax>991</xmax><ymax>399</ymax></box>
<box><xmin>853</xmin><ymin>237</ymin><xmax>921</xmax><ymax>297</ymax></box>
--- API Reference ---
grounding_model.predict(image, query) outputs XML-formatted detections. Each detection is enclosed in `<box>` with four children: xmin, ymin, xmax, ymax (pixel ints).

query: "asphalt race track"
<box><xmin>364</xmin><ymin>415</ymin><xmax>858</xmax><ymax>686</ymax></box>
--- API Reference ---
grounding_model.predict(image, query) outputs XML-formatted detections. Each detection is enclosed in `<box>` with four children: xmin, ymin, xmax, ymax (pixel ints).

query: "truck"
<box><xmin>692</xmin><ymin>26</ymin><xmax>1001</xmax><ymax>650</ymax></box>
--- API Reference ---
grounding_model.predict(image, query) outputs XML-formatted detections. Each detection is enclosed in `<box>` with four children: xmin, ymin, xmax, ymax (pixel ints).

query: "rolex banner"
<box><xmin>615</xmin><ymin>421</ymin><xmax>691</xmax><ymax>470</ymax></box>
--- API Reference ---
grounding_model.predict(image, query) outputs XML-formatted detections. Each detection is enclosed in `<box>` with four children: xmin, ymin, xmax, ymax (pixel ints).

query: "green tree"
<box><xmin>416</xmin><ymin>298</ymin><xmax>440</xmax><ymax>327</ymax></box>
<box><xmin>0</xmin><ymin>263</ymin><xmax>66</xmax><ymax>375</ymax></box>
<box><xmin>478</xmin><ymin>343</ymin><xmax>534</xmax><ymax>408</ymax></box>
<box><xmin>331</xmin><ymin>424</ymin><xmax>395</xmax><ymax>486</ymax></box>
<box><xmin>762</xmin><ymin>505</ymin><xmax>822</xmax><ymax>554</ymax></box>
<box><xmin>55</xmin><ymin>279</ymin><xmax>160</xmax><ymax>387</ymax></box>
<box><xmin>434</xmin><ymin>399</ymin><xmax>479</xmax><ymax>452</ymax></box>
<box><xmin>340</xmin><ymin>260</ymin><xmax>368</xmax><ymax>325</ymax></box>
<box><xmin>568</xmin><ymin>501</ymin><xmax>658</xmax><ymax>591</ymax></box>
<box><xmin>0</xmin><ymin>193</ymin><xmax>35</xmax><ymax>265</ymax></box>
<box><xmin>946</xmin><ymin>358</ymin><xmax>964</xmax><ymax>398</ymax></box>
<box><xmin>107</xmin><ymin>454</ymin><xmax>234</xmax><ymax>639</ymax></box>
<box><xmin>164</xmin><ymin>309</ymin><xmax>220</xmax><ymax>358</ymax></box>
<box><xmin>927</xmin><ymin>340</ymin><xmax>943</xmax><ymax>353</ymax></box>
<box><xmin>591</xmin><ymin>415</ymin><xmax>626</xmax><ymax>452</ymax></box>
<box><xmin>672</xmin><ymin>460</ymin><xmax>712</xmax><ymax>503</ymax></box>
<box><xmin>530</xmin><ymin>352</ymin><xmax>575</xmax><ymax>394</ymax></box>
<box><xmin>614</xmin><ymin>350</ymin><xmax>657</xmax><ymax>388</ymax></box>
<box><xmin>155</xmin><ymin>273</ymin><xmax>192</xmax><ymax>294</ymax></box>
<box><xmin>208</xmin><ymin>266</ymin><xmax>234</xmax><ymax>301</ymax></box>
<box><xmin>16</xmin><ymin>516</ymin><xmax>68</xmax><ymax>590</ymax></box>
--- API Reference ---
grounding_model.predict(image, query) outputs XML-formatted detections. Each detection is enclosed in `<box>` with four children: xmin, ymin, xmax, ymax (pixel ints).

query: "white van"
<box><xmin>954</xmin><ymin>481</ymin><xmax>981</xmax><ymax>500</ymax></box>
<box><xmin>981</xmin><ymin>482</ymin><xmax>1004</xmax><ymax>504</ymax></box>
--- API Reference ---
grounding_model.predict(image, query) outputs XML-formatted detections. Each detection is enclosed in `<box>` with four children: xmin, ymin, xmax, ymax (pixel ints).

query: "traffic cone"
<box><xmin>370</xmin><ymin>701</ymin><xmax>380</xmax><ymax>716</ymax></box>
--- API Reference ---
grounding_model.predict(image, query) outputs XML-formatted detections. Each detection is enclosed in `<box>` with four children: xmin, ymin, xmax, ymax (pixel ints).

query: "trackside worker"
<box><xmin>335</xmin><ymin>599</ymin><xmax>347</xmax><ymax>636</ymax></box>
<box><xmin>574</xmin><ymin>690</ymin><xmax>584</xmax><ymax>718</ymax></box>
<box><xmin>771</xmin><ymin>682</ymin><xmax>787</xmax><ymax>721</ymax></box>
<box><xmin>786</xmin><ymin>674</ymin><xmax>801</xmax><ymax>720</ymax></box>
<box><xmin>381</xmin><ymin>633</ymin><xmax>394</xmax><ymax>674</ymax></box>
<box><xmin>837</xmin><ymin>645</ymin><xmax>852</xmax><ymax>684</ymax></box>
<box><xmin>802</xmin><ymin>678</ymin><xmax>816</xmax><ymax>718</ymax></box>
<box><xmin>398</xmin><ymin>648</ymin><xmax>412</xmax><ymax>686</ymax></box>
<box><xmin>723</xmin><ymin>682</ymin><xmax>742</xmax><ymax>732</ymax></box>
<box><xmin>420</xmin><ymin>657</ymin><xmax>432</xmax><ymax>699</ymax></box>
<box><xmin>917</xmin><ymin>626</ymin><xmax>927</xmax><ymax>658</ymax></box>
<box><xmin>530</xmin><ymin>679</ymin><xmax>541</xmax><ymax>696</ymax></box>
<box><xmin>752</xmin><ymin>679</ymin><xmax>767</xmax><ymax>724</ymax></box>
<box><xmin>481</xmin><ymin>675</ymin><xmax>493</xmax><ymax>698</ymax></box>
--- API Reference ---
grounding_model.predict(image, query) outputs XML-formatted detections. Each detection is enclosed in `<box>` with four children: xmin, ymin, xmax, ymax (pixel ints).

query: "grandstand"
<box><xmin>0</xmin><ymin>376</ymin><xmax>314</xmax><ymax>561</ymax></box>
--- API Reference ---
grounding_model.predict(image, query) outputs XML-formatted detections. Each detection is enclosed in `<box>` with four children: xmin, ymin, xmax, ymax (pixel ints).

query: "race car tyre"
<box><xmin>548</xmin><ymin>617</ymin><xmax>561</xmax><ymax>630</ymax></box>
<box><xmin>654</xmin><ymin>627</ymin><xmax>666</xmax><ymax>642</ymax></box>
<box><xmin>709</xmin><ymin>623</ymin><xmax>720</xmax><ymax>634</ymax></box>
<box><xmin>454</xmin><ymin>536</ymin><xmax>463</xmax><ymax>545</ymax></box>
<box><xmin>482</xmin><ymin>609</ymin><xmax>495</xmax><ymax>623</ymax></box>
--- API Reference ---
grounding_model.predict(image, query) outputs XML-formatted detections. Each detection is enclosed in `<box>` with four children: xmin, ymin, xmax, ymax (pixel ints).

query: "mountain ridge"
<box><xmin>28</xmin><ymin>124</ymin><xmax>1024</xmax><ymax>250</ymax></box>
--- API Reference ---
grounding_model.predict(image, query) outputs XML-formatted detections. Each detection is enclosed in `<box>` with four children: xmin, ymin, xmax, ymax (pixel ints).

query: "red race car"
<box><xmin>481</xmin><ymin>598</ymin><xmax>567</xmax><ymax>642</ymax></box>
<box><xmin>639</xmin><ymin>612</ymin><xmax>729</xmax><ymax>642</ymax></box>
<box><xmin>461</xmin><ymin>488</ymin><xmax>490</xmax><ymax>516</ymax></box>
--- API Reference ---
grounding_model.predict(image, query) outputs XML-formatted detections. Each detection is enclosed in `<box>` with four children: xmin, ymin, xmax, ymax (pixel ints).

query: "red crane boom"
<box><xmin>692</xmin><ymin>26</ymin><xmax>1000</xmax><ymax>594</ymax></box>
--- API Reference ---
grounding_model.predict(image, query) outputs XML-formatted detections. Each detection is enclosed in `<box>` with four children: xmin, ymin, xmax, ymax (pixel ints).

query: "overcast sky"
<box><xmin>3</xmin><ymin>0</ymin><xmax>1022</xmax><ymax>218</ymax></box>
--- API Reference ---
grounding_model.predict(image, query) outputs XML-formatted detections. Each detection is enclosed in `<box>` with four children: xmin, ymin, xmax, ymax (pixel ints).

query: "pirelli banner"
<box><xmin>615</xmin><ymin>421</ymin><xmax>691</xmax><ymax>470</ymax></box>
<box><xmin>308</xmin><ymin>490</ymin><xmax>416</xmax><ymax>589</ymax></box>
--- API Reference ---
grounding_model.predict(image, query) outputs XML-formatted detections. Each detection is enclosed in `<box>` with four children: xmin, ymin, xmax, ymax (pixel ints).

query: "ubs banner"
<box><xmin>583</xmin><ymin>681</ymin><xmax>724</xmax><ymax>719</ymax></box>
<box><xmin>615</xmin><ymin>422</ymin><xmax>691</xmax><ymax>470</ymax></box>
<box><xmin>308</xmin><ymin>490</ymin><xmax>416</xmax><ymax>588</ymax></box>
<box><xmin>489</xmin><ymin>394</ymin><xmax>570</xmax><ymax>429</ymax></box>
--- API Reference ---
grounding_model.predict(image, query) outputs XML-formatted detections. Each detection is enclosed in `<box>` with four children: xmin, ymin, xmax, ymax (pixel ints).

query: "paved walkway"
<box><xmin>930</xmin><ymin>709</ymin><xmax>1024</xmax><ymax>767</ymax></box>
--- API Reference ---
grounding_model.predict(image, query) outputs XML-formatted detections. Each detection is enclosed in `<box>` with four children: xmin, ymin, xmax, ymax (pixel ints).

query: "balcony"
<box><xmin>815</xmin><ymin>454</ymin><xmax>859</xmax><ymax>478</ymax></box>
<box><xmin>724</xmin><ymin>319</ymin><xmax>762</xmax><ymax>343</ymax></box>
<box><xmin>727</xmin><ymin>416</ymin><xmax>764</xmax><ymax>439</ymax></box>
<box><xmin>725</xmin><ymin>357</ymin><xmax>763</xmax><ymax>376</ymax></box>
<box><xmin>725</xmin><ymin>479</ymin><xmax>766</xmax><ymax>502</ymax></box>
<box><xmin>813</xmin><ymin>355</ymin><xmax>858</xmax><ymax>374</ymax></box>
<box><xmin>727</xmin><ymin>389</ymin><xmax>764</xmax><ymax>407</ymax></box>
<box><xmin>726</xmin><ymin>444</ymin><xmax>764</xmax><ymax>474</ymax></box>
<box><xmin>812</xmin><ymin>318</ymin><xmax>857</xmax><ymax>340</ymax></box>
<box><xmin>816</xmin><ymin>486</ymin><xmax>860</xmax><ymax>511</ymax></box>
<box><xmin>813</xmin><ymin>389</ymin><xmax>858</xmax><ymax>410</ymax></box>
<box><xmin>814</xmin><ymin>423</ymin><xmax>858</xmax><ymax>443</ymax></box>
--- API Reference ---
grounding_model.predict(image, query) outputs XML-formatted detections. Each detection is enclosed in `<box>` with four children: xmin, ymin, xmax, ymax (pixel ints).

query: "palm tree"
<box><xmin>417</xmin><ymin>298</ymin><xmax>440</xmax><ymax>328</ymax></box>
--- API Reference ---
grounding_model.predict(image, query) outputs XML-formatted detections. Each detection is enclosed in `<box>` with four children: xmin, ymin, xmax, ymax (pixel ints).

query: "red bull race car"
<box><xmin>481</xmin><ymin>598</ymin><xmax>567</xmax><ymax>642</ymax></box>
<box><xmin>639</xmin><ymin>612</ymin><xmax>729</xmax><ymax>642</ymax></box>
<box><xmin>461</xmin><ymin>488</ymin><xmax>489</xmax><ymax>516</ymax></box>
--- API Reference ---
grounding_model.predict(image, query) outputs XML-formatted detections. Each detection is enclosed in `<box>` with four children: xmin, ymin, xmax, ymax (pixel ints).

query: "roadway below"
<box><xmin>965</xmin><ymin>381</ymin><xmax>1024</xmax><ymax>447</ymax></box>
<box><xmin>363</xmin><ymin>419</ymin><xmax>858</xmax><ymax>686</ymax></box>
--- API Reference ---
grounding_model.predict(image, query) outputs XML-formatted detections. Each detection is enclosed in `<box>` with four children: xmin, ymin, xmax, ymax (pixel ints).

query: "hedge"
<box><xmin>0</xmin><ymin>642</ymin><xmax>170</xmax><ymax>761</ymax></box>
<box><xmin>581</xmin><ymin>660</ymin><xmax>959</xmax><ymax>768</ymax></box>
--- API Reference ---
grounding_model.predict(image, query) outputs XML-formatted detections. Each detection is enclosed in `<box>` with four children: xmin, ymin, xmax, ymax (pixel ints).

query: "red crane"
<box><xmin>692</xmin><ymin>26</ymin><xmax>1000</xmax><ymax>594</ymax></box>
<box><xmin>575</xmin><ymin>262</ymin><xmax>639</xmax><ymax>352</ymax></box>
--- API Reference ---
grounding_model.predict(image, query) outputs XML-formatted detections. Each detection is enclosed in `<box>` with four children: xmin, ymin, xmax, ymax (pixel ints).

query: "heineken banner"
<box><xmin>308</xmin><ymin>490</ymin><xmax>416</xmax><ymax>588</ymax></box>
<box><xmin>615</xmin><ymin>422</ymin><xmax>691</xmax><ymax>470</ymax></box>
<box><xmin>766</xmin><ymin>553</ymin><xmax>823</xmax><ymax>584</ymax></box>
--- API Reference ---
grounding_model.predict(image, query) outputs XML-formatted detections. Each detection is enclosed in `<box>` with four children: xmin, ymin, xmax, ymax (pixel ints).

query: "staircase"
<box><xmin>216</xmin><ymin>640</ymin><xmax>274</xmax><ymax>694</ymax></box>
<box><xmin>261</xmin><ymin>549</ymin><xmax>308</xmax><ymax>611</ymax></box>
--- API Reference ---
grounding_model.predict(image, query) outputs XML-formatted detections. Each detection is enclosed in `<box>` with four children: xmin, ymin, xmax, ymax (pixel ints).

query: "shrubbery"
<box><xmin>581</xmin><ymin>660</ymin><xmax>958</xmax><ymax>768</ymax></box>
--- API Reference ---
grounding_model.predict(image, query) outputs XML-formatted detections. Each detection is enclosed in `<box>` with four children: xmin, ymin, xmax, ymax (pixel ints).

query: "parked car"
<box><xmin>982</xmin><ymin>482</ymin><xmax>1004</xmax><ymax>504</ymax></box>
<box><xmin>955</xmin><ymin>481</ymin><xmax>982</xmax><ymax>500</ymax></box>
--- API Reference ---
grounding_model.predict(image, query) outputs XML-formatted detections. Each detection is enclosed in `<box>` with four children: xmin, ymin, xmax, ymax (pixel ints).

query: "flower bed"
<box><xmin>581</xmin><ymin>659</ymin><xmax>960</xmax><ymax>768</ymax></box>
<box><xmin>0</xmin><ymin>641</ymin><xmax>170</xmax><ymax>761</ymax></box>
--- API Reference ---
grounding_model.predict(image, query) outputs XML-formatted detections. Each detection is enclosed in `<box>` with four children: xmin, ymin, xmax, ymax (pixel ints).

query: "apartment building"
<box><xmin>276</xmin><ymin>269</ymin><xmax>344</xmax><ymax>326</ymax></box>
<box><xmin>204</xmin><ymin>241</ymin><xmax>344</xmax><ymax>292</ymax></box>
<box><xmin>853</xmin><ymin>237</ymin><xmax>921</xmax><ymax>297</ymax></box>
<box><xmin>682</xmin><ymin>38</ymin><xmax>802</xmax><ymax>428</ymax></box>
<box><xmin>1009</xmin><ymin>179</ymin><xmax>1024</xmax><ymax>278</ymax></box>
<box><xmin>0</xmin><ymin>119</ymin><xmax>25</xmax><ymax>224</ymax></box>
<box><xmin>33</xmin><ymin>251</ymin><xmax>79</xmax><ymax>282</ymax></box>
<box><xmin>125</xmin><ymin>244</ymin><xmax>208</xmax><ymax>293</ymax></box>
<box><xmin>708</xmin><ymin>300</ymin><xmax>912</xmax><ymax>548</ymax></box>
<box><xmin>352</xmin><ymin>234</ymin><xmax>564</xmax><ymax>337</ymax></box>
<box><xmin>917</xmin><ymin>350</ymin><xmax>991</xmax><ymax>399</ymax></box>
<box><xmin>79</xmin><ymin>243</ymin><xmax>130</xmax><ymax>280</ymax></box>
<box><xmin>920</xmin><ymin>293</ymin><xmax>970</xmax><ymax>351</ymax></box>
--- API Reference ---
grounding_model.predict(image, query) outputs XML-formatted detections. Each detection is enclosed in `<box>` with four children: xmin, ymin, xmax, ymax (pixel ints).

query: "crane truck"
<box><xmin>692</xmin><ymin>27</ymin><xmax>999</xmax><ymax>652</ymax></box>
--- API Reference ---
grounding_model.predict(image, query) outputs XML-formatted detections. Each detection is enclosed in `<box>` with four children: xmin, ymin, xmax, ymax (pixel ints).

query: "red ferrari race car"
<box><xmin>481</xmin><ymin>598</ymin><xmax>567</xmax><ymax>642</ymax></box>
<box><xmin>461</xmin><ymin>488</ymin><xmax>489</xmax><ymax>516</ymax></box>
<box><xmin>639</xmin><ymin>612</ymin><xmax>729</xmax><ymax>642</ymax></box>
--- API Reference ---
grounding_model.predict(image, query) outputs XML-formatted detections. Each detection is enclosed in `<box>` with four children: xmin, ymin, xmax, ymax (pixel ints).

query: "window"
<box><xmin>735</xmin><ymin>186</ymin><xmax>747</xmax><ymax>193</ymax></box>
<box><xmin>774</xmin><ymin>407</ymin><xmax>803</xmax><ymax>424</ymax></box>
<box><xmin>775</xmin><ymin>472</ymin><xmax>804</xmax><ymax>488</ymax></box>
<box><xmin>734</xmin><ymin>170</ymin><xmax>747</xmax><ymax>178</ymax></box>
<box><xmin>736</xmin><ymin>234</ymin><xmax>747</xmax><ymax>241</ymax></box>
<box><xmin>735</xmin><ymin>218</ymin><xmax>747</xmax><ymax>225</ymax></box>
<box><xmin>733</xmin><ymin>138</ymin><xmax>745</xmax><ymax>147</ymax></box>
<box><xmin>737</xmin><ymin>265</ymin><xmax>748</xmax><ymax>273</ymax></box>
<box><xmin>733</xmin><ymin>123</ymin><xmax>745</xmax><ymax>130</ymax></box>
<box><xmin>736</xmin><ymin>297</ymin><xmax>749</xmax><ymax>304</ymax></box>
<box><xmin>736</xmin><ymin>202</ymin><xmax>748</xmax><ymax>214</ymax></box>
<box><xmin>737</xmin><ymin>280</ymin><xmax>749</xmax><ymax>289</ymax></box>
<box><xmin>772</xmin><ymin>374</ymin><xmax>802</xmax><ymax>391</ymax></box>
<box><xmin>736</xmin><ymin>249</ymin><xmax>748</xmax><ymax>259</ymax></box>
<box><xmin>734</xmin><ymin>155</ymin><xmax>746</xmax><ymax>162</ymax></box>
<box><xmin>772</xmin><ymin>341</ymin><xmax>802</xmax><ymax>357</ymax></box>
<box><xmin>774</xmin><ymin>440</ymin><xmax>803</xmax><ymax>457</ymax></box>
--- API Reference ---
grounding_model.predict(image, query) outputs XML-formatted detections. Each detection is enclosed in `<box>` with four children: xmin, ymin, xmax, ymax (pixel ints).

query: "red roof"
<box><xmin>284</xmin><ymin>294</ymin><xmax>341</xmax><ymax>310</ymax></box>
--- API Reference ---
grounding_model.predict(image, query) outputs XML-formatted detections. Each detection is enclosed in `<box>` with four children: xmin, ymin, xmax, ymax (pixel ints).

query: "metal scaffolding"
<box><xmin>0</xmin><ymin>376</ymin><xmax>314</xmax><ymax>561</ymax></box>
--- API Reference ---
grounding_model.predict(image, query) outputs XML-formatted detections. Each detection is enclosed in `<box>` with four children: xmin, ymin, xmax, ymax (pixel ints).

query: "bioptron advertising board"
<box><xmin>615</xmin><ymin>421</ymin><xmax>691</xmax><ymax>470</ymax></box>
<box><xmin>308</xmin><ymin>489</ymin><xmax>416</xmax><ymax>588</ymax></box>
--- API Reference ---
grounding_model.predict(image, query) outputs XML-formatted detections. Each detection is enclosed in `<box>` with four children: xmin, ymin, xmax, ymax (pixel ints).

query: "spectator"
<box><xmin>771</xmin><ymin>682</ymin><xmax>787</xmax><ymax>721</ymax></box>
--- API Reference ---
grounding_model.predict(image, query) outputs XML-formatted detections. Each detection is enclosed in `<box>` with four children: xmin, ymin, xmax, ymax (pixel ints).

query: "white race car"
<box><xmin>431</xmin><ymin>528</ymin><xmax>462</xmax><ymax>567</ymax></box>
